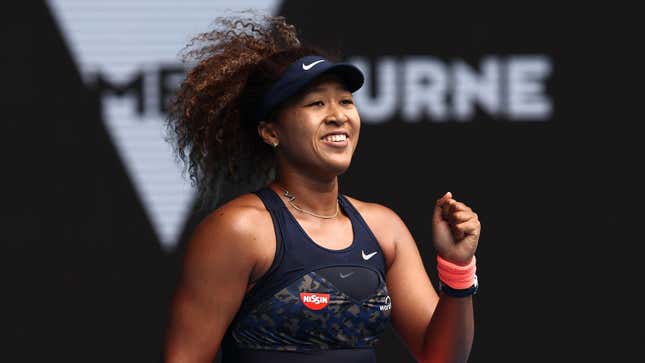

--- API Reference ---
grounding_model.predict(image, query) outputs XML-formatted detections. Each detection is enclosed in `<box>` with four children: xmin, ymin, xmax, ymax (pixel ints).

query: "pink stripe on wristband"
<box><xmin>436</xmin><ymin>255</ymin><xmax>477</xmax><ymax>289</ymax></box>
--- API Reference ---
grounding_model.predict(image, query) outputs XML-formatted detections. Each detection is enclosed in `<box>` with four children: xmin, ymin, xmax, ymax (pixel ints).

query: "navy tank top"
<box><xmin>221</xmin><ymin>187</ymin><xmax>392</xmax><ymax>363</ymax></box>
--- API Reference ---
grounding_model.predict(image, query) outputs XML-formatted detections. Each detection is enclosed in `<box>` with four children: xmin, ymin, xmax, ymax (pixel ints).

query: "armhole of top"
<box><xmin>246</xmin><ymin>190</ymin><xmax>284</xmax><ymax>291</ymax></box>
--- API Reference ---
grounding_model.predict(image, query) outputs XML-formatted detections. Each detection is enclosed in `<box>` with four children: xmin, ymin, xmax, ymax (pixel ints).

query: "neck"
<box><xmin>272</xmin><ymin>169</ymin><xmax>339</xmax><ymax>217</ymax></box>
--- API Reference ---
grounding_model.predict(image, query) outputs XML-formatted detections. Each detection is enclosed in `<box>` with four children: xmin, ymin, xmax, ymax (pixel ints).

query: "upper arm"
<box><xmin>164</xmin><ymin>205</ymin><xmax>262</xmax><ymax>362</ymax></box>
<box><xmin>382</xmin><ymin>208</ymin><xmax>439</xmax><ymax>360</ymax></box>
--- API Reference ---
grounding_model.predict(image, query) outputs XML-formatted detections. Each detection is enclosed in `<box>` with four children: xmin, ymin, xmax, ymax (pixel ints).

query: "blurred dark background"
<box><xmin>2</xmin><ymin>1</ymin><xmax>638</xmax><ymax>362</ymax></box>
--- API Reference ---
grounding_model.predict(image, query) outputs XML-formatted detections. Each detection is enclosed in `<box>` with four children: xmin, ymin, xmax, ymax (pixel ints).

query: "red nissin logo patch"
<box><xmin>300</xmin><ymin>292</ymin><xmax>330</xmax><ymax>310</ymax></box>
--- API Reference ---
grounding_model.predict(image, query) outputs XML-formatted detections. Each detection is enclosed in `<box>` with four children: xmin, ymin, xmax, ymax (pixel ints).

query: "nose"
<box><xmin>324</xmin><ymin>103</ymin><xmax>349</xmax><ymax>125</ymax></box>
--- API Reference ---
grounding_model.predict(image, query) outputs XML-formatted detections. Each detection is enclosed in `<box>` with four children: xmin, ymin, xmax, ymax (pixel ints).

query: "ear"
<box><xmin>257</xmin><ymin>121</ymin><xmax>279</xmax><ymax>146</ymax></box>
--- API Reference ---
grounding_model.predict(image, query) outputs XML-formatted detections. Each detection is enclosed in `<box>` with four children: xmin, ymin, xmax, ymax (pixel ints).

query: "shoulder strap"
<box><xmin>338</xmin><ymin>194</ymin><xmax>363</xmax><ymax>224</ymax></box>
<box><xmin>253</xmin><ymin>186</ymin><xmax>285</xmax><ymax>212</ymax></box>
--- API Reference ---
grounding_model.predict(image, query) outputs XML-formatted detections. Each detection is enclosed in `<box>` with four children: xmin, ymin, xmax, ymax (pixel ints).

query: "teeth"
<box><xmin>323</xmin><ymin>134</ymin><xmax>347</xmax><ymax>142</ymax></box>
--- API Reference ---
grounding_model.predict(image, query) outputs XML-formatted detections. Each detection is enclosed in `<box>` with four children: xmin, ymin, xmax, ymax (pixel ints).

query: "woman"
<box><xmin>164</xmin><ymin>13</ymin><xmax>480</xmax><ymax>363</ymax></box>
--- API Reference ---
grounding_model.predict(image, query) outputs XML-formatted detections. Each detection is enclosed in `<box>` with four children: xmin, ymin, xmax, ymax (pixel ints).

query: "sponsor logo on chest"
<box><xmin>300</xmin><ymin>292</ymin><xmax>330</xmax><ymax>310</ymax></box>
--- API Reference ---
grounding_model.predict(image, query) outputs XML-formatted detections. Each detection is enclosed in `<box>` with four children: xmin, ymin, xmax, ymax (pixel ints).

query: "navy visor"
<box><xmin>255</xmin><ymin>55</ymin><xmax>364</xmax><ymax>122</ymax></box>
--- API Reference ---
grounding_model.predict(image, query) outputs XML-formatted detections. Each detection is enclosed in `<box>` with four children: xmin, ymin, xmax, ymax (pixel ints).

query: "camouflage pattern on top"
<box><xmin>230</xmin><ymin>270</ymin><xmax>391</xmax><ymax>352</ymax></box>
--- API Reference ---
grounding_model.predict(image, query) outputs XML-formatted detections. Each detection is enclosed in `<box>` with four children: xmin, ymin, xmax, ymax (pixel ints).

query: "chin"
<box><xmin>325</xmin><ymin>158</ymin><xmax>352</xmax><ymax>177</ymax></box>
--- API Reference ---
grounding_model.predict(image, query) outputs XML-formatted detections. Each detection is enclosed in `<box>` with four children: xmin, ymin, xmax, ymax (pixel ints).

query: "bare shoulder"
<box><xmin>343</xmin><ymin>195</ymin><xmax>402</xmax><ymax>224</ymax></box>
<box><xmin>343</xmin><ymin>195</ymin><xmax>408</xmax><ymax>269</ymax></box>
<box><xmin>184</xmin><ymin>192</ymin><xmax>273</xmax><ymax>271</ymax></box>
<box><xmin>197</xmin><ymin>192</ymin><xmax>270</xmax><ymax>236</ymax></box>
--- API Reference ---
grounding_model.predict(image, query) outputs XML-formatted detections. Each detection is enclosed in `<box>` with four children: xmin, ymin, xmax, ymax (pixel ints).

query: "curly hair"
<box><xmin>165</xmin><ymin>12</ymin><xmax>331</xmax><ymax>211</ymax></box>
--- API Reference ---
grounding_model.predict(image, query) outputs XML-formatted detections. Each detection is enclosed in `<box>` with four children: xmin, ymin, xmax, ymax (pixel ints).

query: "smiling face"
<box><xmin>258</xmin><ymin>74</ymin><xmax>361</xmax><ymax>180</ymax></box>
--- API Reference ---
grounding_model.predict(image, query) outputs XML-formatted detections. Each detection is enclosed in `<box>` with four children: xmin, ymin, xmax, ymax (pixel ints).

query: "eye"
<box><xmin>306</xmin><ymin>100</ymin><xmax>324</xmax><ymax>107</ymax></box>
<box><xmin>341</xmin><ymin>99</ymin><xmax>354</xmax><ymax>105</ymax></box>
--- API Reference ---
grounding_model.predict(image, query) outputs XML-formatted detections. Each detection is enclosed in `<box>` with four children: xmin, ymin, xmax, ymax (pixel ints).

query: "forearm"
<box><xmin>418</xmin><ymin>294</ymin><xmax>474</xmax><ymax>363</ymax></box>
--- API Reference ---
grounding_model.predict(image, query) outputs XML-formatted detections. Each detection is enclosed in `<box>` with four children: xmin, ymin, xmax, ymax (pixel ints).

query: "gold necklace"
<box><xmin>276</xmin><ymin>184</ymin><xmax>340</xmax><ymax>219</ymax></box>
